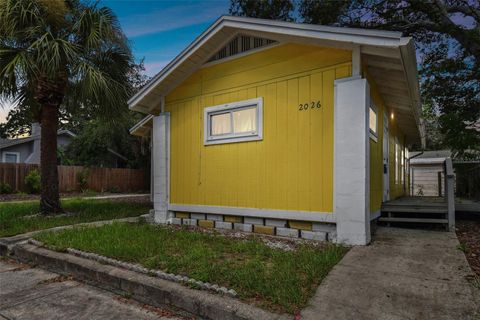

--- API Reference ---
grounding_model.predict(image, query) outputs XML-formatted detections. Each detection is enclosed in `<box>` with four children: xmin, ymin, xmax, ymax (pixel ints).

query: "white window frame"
<box><xmin>394</xmin><ymin>137</ymin><xmax>399</xmax><ymax>184</ymax></box>
<box><xmin>369</xmin><ymin>103</ymin><xmax>378</xmax><ymax>142</ymax></box>
<box><xmin>2</xmin><ymin>151</ymin><xmax>20</xmax><ymax>163</ymax></box>
<box><xmin>204</xmin><ymin>97</ymin><xmax>263</xmax><ymax>145</ymax></box>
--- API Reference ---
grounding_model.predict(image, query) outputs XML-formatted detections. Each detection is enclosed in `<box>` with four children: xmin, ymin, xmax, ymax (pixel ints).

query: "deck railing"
<box><xmin>444</xmin><ymin>158</ymin><xmax>455</xmax><ymax>231</ymax></box>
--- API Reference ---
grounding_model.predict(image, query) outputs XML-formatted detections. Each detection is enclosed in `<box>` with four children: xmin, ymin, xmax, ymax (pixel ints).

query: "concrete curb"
<box><xmin>12</xmin><ymin>243</ymin><xmax>291</xmax><ymax>320</ymax></box>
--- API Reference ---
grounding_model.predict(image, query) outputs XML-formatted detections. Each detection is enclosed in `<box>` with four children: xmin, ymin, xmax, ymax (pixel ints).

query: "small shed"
<box><xmin>409</xmin><ymin>150</ymin><xmax>452</xmax><ymax>197</ymax></box>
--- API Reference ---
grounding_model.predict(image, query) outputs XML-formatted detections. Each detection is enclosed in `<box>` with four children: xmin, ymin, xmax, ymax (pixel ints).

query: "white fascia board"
<box><xmin>129</xmin><ymin>114</ymin><xmax>154</xmax><ymax>135</ymax></box>
<box><xmin>223</xmin><ymin>20</ymin><xmax>404</xmax><ymax>48</ymax></box>
<box><xmin>128</xmin><ymin>18</ymin><xmax>226</xmax><ymax>110</ymax></box>
<box><xmin>224</xmin><ymin>15</ymin><xmax>403</xmax><ymax>39</ymax></box>
<box><xmin>128</xmin><ymin>15</ymin><xmax>409</xmax><ymax>114</ymax></box>
<box><xmin>398</xmin><ymin>38</ymin><xmax>424</xmax><ymax>146</ymax></box>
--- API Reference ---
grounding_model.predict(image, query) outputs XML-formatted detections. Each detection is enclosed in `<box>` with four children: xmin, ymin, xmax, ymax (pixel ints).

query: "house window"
<box><xmin>204</xmin><ymin>98</ymin><xmax>263</xmax><ymax>145</ymax></box>
<box><xmin>369</xmin><ymin>104</ymin><xmax>378</xmax><ymax>141</ymax></box>
<box><xmin>2</xmin><ymin>152</ymin><xmax>19</xmax><ymax>163</ymax></box>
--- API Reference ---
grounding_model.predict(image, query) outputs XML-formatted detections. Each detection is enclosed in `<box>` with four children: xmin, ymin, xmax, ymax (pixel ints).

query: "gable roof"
<box><xmin>0</xmin><ymin>129</ymin><xmax>75</xmax><ymax>150</ymax></box>
<box><xmin>0</xmin><ymin>130</ymin><xmax>128</xmax><ymax>161</ymax></box>
<box><xmin>129</xmin><ymin>15</ymin><xmax>424</xmax><ymax>146</ymax></box>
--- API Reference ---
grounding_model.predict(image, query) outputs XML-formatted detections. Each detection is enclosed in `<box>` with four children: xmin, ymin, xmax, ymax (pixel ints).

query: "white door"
<box><xmin>383</xmin><ymin>114</ymin><xmax>390</xmax><ymax>201</ymax></box>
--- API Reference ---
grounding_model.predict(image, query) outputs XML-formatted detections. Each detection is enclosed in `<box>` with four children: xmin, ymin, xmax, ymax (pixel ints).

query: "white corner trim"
<box><xmin>168</xmin><ymin>204</ymin><xmax>336</xmax><ymax>223</ymax></box>
<box><xmin>2</xmin><ymin>151</ymin><xmax>20</xmax><ymax>163</ymax></box>
<box><xmin>352</xmin><ymin>45</ymin><xmax>361</xmax><ymax>77</ymax></box>
<box><xmin>204</xmin><ymin>97</ymin><xmax>263</xmax><ymax>146</ymax></box>
<box><xmin>333</xmin><ymin>77</ymin><xmax>371</xmax><ymax>245</ymax></box>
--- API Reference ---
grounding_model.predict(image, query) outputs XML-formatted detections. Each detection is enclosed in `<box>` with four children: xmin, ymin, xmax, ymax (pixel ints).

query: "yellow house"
<box><xmin>130</xmin><ymin>16</ymin><xmax>424</xmax><ymax>245</ymax></box>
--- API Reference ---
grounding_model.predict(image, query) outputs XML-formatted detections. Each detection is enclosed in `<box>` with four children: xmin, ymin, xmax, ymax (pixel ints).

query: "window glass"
<box><xmin>4</xmin><ymin>153</ymin><xmax>17</xmax><ymax>163</ymax></box>
<box><xmin>369</xmin><ymin>107</ymin><xmax>377</xmax><ymax>135</ymax></box>
<box><xmin>394</xmin><ymin>137</ymin><xmax>399</xmax><ymax>183</ymax></box>
<box><xmin>233</xmin><ymin>107</ymin><xmax>256</xmax><ymax>133</ymax></box>
<box><xmin>204</xmin><ymin>97</ymin><xmax>263</xmax><ymax>145</ymax></box>
<box><xmin>211</xmin><ymin>112</ymin><xmax>231</xmax><ymax>136</ymax></box>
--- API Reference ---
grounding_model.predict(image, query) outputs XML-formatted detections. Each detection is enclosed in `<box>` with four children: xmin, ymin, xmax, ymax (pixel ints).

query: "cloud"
<box><xmin>0</xmin><ymin>100</ymin><xmax>16</xmax><ymax>123</ymax></box>
<box><xmin>143</xmin><ymin>60</ymin><xmax>171</xmax><ymax>76</ymax></box>
<box><xmin>122</xmin><ymin>2</ymin><xmax>228</xmax><ymax>38</ymax></box>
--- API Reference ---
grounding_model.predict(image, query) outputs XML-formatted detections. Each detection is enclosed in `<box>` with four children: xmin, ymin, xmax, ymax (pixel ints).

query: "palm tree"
<box><xmin>0</xmin><ymin>0</ymin><xmax>133</xmax><ymax>214</ymax></box>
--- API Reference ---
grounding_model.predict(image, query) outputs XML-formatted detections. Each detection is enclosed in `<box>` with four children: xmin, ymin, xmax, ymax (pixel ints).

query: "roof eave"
<box><xmin>128</xmin><ymin>16</ymin><xmax>407</xmax><ymax>114</ymax></box>
<box><xmin>398</xmin><ymin>39</ymin><xmax>425</xmax><ymax>148</ymax></box>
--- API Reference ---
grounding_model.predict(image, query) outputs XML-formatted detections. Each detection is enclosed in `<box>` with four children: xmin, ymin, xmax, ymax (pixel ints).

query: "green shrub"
<box><xmin>25</xmin><ymin>170</ymin><xmax>41</xmax><ymax>194</ymax></box>
<box><xmin>108</xmin><ymin>186</ymin><xmax>121</xmax><ymax>193</ymax></box>
<box><xmin>0</xmin><ymin>182</ymin><xmax>13</xmax><ymax>194</ymax></box>
<box><xmin>76</xmin><ymin>169</ymin><xmax>90</xmax><ymax>192</ymax></box>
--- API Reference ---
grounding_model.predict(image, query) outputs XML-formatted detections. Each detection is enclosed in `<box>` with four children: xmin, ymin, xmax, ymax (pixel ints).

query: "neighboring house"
<box><xmin>0</xmin><ymin>123</ymin><xmax>127</xmax><ymax>167</ymax></box>
<box><xmin>129</xmin><ymin>16</ymin><xmax>424</xmax><ymax>245</ymax></box>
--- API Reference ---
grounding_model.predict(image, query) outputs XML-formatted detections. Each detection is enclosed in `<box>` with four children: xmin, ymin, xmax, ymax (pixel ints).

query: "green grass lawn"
<box><xmin>35</xmin><ymin>222</ymin><xmax>348</xmax><ymax>313</ymax></box>
<box><xmin>0</xmin><ymin>199</ymin><xmax>151</xmax><ymax>237</ymax></box>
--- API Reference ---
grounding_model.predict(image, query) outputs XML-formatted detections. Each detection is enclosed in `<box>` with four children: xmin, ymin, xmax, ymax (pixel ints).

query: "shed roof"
<box><xmin>129</xmin><ymin>15</ymin><xmax>424</xmax><ymax>146</ymax></box>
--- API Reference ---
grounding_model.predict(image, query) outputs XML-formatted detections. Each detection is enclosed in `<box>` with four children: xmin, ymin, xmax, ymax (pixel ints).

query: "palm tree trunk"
<box><xmin>39</xmin><ymin>103</ymin><xmax>61</xmax><ymax>214</ymax></box>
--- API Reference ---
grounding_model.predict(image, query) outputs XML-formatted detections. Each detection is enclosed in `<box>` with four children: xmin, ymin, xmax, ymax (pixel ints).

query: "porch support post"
<box><xmin>334</xmin><ymin>77</ymin><xmax>371</xmax><ymax>245</ymax></box>
<box><xmin>152</xmin><ymin>113</ymin><xmax>173</xmax><ymax>224</ymax></box>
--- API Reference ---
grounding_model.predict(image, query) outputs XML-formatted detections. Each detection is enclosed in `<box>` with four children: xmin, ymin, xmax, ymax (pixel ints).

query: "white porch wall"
<box><xmin>152</xmin><ymin>113</ymin><xmax>173</xmax><ymax>223</ymax></box>
<box><xmin>334</xmin><ymin>77</ymin><xmax>371</xmax><ymax>245</ymax></box>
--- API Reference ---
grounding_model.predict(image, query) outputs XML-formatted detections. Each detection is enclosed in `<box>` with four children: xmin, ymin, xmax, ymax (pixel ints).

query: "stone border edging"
<box><xmin>27</xmin><ymin>239</ymin><xmax>237</xmax><ymax>298</ymax></box>
<box><xmin>12</xmin><ymin>242</ymin><xmax>290</xmax><ymax>320</ymax></box>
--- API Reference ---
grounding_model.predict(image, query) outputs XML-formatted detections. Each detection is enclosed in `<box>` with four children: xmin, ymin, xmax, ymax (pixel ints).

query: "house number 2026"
<box><xmin>298</xmin><ymin>101</ymin><xmax>321</xmax><ymax>111</ymax></box>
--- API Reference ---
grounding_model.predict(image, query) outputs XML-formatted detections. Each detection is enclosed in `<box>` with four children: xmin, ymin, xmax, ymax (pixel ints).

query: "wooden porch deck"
<box><xmin>379</xmin><ymin>196</ymin><xmax>479</xmax><ymax>229</ymax></box>
<box><xmin>379</xmin><ymin>196</ymin><xmax>449</xmax><ymax>227</ymax></box>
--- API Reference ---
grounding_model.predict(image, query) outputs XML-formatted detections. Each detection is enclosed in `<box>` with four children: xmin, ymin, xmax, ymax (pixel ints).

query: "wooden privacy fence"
<box><xmin>0</xmin><ymin>163</ymin><xmax>149</xmax><ymax>193</ymax></box>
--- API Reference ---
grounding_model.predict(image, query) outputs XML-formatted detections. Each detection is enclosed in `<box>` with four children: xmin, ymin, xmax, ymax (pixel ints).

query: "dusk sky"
<box><xmin>0</xmin><ymin>1</ymin><xmax>473</xmax><ymax>124</ymax></box>
<box><xmin>0</xmin><ymin>0</ymin><xmax>231</xmax><ymax>123</ymax></box>
<box><xmin>104</xmin><ymin>0</ymin><xmax>230</xmax><ymax>76</ymax></box>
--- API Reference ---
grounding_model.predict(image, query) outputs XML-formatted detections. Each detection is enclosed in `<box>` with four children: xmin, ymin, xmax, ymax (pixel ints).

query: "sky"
<box><xmin>0</xmin><ymin>1</ymin><xmax>474</xmax><ymax>124</ymax></box>
<box><xmin>0</xmin><ymin>0</ymin><xmax>230</xmax><ymax>123</ymax></box>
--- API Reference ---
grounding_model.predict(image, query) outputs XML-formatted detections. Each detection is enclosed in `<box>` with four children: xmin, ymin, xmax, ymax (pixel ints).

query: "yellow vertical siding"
<box><xmin>166</xmin><ymin>44</ymin><xmax>352</xmax><ymax>213</ymax></box>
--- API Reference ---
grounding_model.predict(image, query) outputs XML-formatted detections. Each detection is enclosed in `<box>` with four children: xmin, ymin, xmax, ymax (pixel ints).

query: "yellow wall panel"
<box><xmin>166</xmin><ymin>44</ymin><xmax>352</xmax><ymax>213</ymax></box>
<box><xmin>366</xmin><ymin>69</ymin><xmax>407</xmax><ymax>213</ymax></box>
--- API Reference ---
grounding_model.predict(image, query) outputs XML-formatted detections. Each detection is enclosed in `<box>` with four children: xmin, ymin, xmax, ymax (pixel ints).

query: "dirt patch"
<box><xmin>456</xmin><ymin>219</ymin><xmax>480</xmax><ymax>277</ymax></box>
<box><xmin>37</xmin><ymin>275</ymin><xmax>73</xmax><ymax>285</ymax></box>
<box><xmin>167</xmin><ymin>224</ymin><xmax>333</xmax><ymax>252</ymax></box>
<box><xmin>0</xmin><ymin>257</ymin><xmax>31</xmax><ymax>272</ymax></box>
<box><xmin>114</xmin><ymin>295</ymin><xmax>194</xmax><ymax>319</ymax></box>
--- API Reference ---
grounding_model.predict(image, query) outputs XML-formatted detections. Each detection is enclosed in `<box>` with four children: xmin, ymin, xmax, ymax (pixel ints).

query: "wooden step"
<box><xmin>381</xmin><ymin>206</ymin><xmax>447</xmax><ymax>214</ymax></box>
<box><xmin>378</xmin><ymin>217</ymin><xmax>448</xmax><ymax>224</ymax></box>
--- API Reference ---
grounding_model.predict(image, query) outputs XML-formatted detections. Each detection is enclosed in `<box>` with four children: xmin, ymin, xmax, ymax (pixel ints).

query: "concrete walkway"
<box><xmin>0</xmin><ymin>259</ymin><xmax>185</xmax><ymax>320</ymax></box>
<box><xmin>302</xmin><ymin>227</ymin><xmax>479</xmax><ymax>320</ymax></box>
